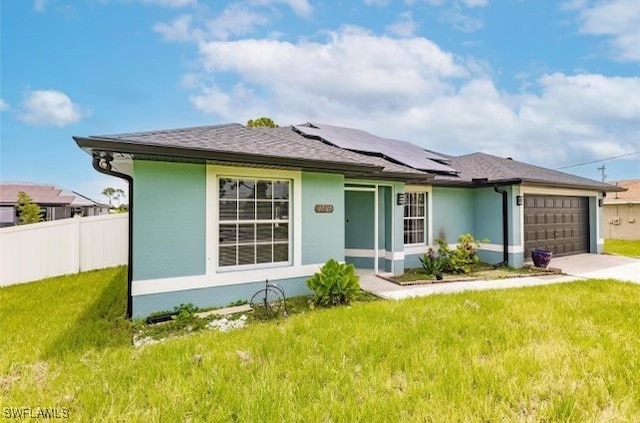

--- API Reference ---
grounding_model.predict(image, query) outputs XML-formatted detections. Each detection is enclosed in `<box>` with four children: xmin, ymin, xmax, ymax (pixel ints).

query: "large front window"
<box><xmin>404</xmin><ymin>192</ymin><xmax>425</xmax><ymax>244</ymax></box>
<box><xmin>218</xmin><ymin>178</ymin><xmax>290</xmax><ymax>267</ymax></box>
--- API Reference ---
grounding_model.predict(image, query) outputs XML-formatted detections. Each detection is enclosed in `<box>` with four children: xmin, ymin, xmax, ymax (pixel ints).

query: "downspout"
<box><xmin>493</xmin><ymin>185</ymin><xmax>509</xmax><ymax>267</ymax></box>
<box><xmin>92</xmin><ymin>153</ymin><xmax>134</xmax><ymax>319</ymax></box>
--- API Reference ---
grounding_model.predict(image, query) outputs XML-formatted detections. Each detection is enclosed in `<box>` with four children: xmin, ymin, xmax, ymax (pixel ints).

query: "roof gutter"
<box><xmin>91</xmin><ymin>153</ymin><xmax>133</xmax><ymax>319</ymax></box>
<box><xmin>433</xmin><ymin>177</ymin><xmax>623</xmax><ymax>193</ymax></box>
<box><xmin>74</xmin><ymin>136</ymin><xmax>383</xmax><ymax>175</ymax></box>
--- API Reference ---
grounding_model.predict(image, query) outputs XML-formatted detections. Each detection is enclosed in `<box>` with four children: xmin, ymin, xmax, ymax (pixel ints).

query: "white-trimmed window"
<box><xmin>218</xmin><ymin>177</ymin><xmax>290</xmax><ymax>267</ymax></box>
<box><xmin>404</xmin><ymin>192</ymin><xmax>425</xmax><ymax>244</ymax></box>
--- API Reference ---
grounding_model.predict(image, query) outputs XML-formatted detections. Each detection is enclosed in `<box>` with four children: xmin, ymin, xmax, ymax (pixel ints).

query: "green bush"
<box><xmin>436</xmin><ymin>234</ymin><xmax>481</xmax><ymax>274</ymax></box>
<box><xmin>419</xmin><ymin>247</ymin><xmax>443</xmax><ymax>275</ymax></box>
<box><xmin>307</xmin><ymin>259</ymin><xmax>360</xmax><ymax>307</ymax></box>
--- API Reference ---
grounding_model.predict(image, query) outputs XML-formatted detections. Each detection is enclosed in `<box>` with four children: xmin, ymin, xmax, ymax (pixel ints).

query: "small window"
<box><xmin>218</xmin><ymin>178</ymin><xmax>290</xmax><ymax>268</ymax></box>
<box><xmin>404</xmin><ymin>192</ymin><xmax>425</xmax><ymax>245</ymax></box>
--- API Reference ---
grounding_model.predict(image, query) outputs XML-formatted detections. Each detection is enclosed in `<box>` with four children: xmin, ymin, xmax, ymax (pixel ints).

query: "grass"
<box><xmin>605</xmin><ymin>239</ymin><xmax>640</xmax><ymax>258</ymax></box>
<box><xmin>2</xmin><ymin>268</ymin><xmax>640</xmax><ymax>421</ymax></box>
<box><xmin>396</xmin><ymin>262</ymin><xmax>555</xmax><ymax>283</ymax></box>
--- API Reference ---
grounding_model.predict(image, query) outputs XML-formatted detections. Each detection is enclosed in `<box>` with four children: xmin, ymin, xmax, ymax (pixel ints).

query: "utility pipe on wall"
<box><xmin>92</xmin><ymin>154</ymin><xmax>134</xmax><ymax>319</ymax></box>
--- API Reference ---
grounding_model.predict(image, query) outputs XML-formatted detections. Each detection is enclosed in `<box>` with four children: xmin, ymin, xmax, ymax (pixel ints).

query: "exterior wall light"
<box><xmin>516</xmin><ymin>195</ymin><xmax>524</xmax><ymax>206</ymax></box>
<box><xmin>397</xmin><ymin>193</ymin><xmax>405</xmax><ymax>206</ymax></box>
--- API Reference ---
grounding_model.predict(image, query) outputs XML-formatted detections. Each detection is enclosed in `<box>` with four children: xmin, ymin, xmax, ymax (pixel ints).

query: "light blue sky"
<box><xmin>1</xmin><ymin>0</ymin><xmax>638</xmax><ymax>203</ymax></box>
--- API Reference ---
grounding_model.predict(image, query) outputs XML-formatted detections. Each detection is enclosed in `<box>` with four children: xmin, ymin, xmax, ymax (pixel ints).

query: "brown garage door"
<box><xmin>524</xmin><ymin>195</ymin><xmax>589</xmax><ymax>258</ymax></box>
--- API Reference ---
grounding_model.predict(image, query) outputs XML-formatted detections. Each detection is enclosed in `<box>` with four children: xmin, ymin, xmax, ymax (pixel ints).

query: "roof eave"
<box><xmin>73</xmin><ymin>136</ymin><xmax>386</xmax><ymax>175</ymax></box>
<box><xmin>520</xmin><ymin>179</ymin><xmax>625</xmax><ymax>192</ymax></box>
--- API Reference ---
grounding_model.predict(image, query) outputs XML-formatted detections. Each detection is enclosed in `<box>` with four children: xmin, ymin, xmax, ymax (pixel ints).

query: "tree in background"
<box><xmin>247</xmin><ymin>117</ymin><xmax>278</xmax><ymax>128</ymax></box>
<box><xmin>16</xmin><ymin>191</ymin><xmax>43</xmax><ymax>225</ymax></box>
<box><xmin>102</xmin><ymin>187</ymin><xmax>125</xmax><ymax>208</ymax></box>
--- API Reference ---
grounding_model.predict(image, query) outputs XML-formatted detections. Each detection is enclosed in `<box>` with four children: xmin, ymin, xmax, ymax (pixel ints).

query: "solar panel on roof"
<box><xmin>293</xmin><ymin>123</ymin><xmax>457</xmax><ymax>174</ymax></box>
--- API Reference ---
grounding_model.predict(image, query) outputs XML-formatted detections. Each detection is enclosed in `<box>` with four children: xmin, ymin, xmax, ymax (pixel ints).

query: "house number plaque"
<box><xmin>314</xmin><ymin>204</ymin><xmax>334</xmax><ymax>213</ymax></box>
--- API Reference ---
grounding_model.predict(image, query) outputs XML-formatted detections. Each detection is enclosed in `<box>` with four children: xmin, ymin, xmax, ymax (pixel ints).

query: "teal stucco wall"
<box><xmin>133</xmin><ymin>160</ymin><xmax>206</xmax><ymax>281</ymax></box>
<box><xmin>429</xmin><ymin>185</ymin><xmax>524</xmax><ymax>268</ymax></box>
<box><xmin>432</xmin><ymin>187</ymin><xmax>474</xmax><ymax>243</ymax></box>
<box><xmin>473</xmin><ymin>187</ymin><xmax>503</xmax><ymax>246</ymax></box>
<box><xmin>133</xmin><ymin>276</ymin><xmax>311</xmax><ymax>318</ymax></box>
<box><xmin>301</xmin><ymin>172</ymin><xmax>345</xmax><ymax>264</ymax></box>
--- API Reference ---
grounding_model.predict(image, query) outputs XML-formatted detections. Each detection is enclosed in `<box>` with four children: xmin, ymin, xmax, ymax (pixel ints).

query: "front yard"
<box><xmin>2</xmin><ymin>267</ymin><xmax>640</xmax><ymax>421</ymax></box>
<box><xmin>605</xmin><ymin>239</ymin><xmax>640</xmax><ymax>258</ymax></box>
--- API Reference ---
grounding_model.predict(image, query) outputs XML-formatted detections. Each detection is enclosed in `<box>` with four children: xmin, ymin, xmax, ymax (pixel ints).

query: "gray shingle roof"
<box><xmin>434</xmin><ymin>152</ymin><xmax>621</xmax><ymax>191</ymax></box>
<box><xmin>75</xmin><ymin>123</ymin><xmax>621</xmax><ymax>191</ymax></box>
<box><xmin>77</xmin><ymin>123</ymin><xmax>435</xmax><ymax>179</ymax></box>
<box><xmin>94</xmin><ymin>123</ymin><xmax>374</xmax><ymax>168</ymax></box>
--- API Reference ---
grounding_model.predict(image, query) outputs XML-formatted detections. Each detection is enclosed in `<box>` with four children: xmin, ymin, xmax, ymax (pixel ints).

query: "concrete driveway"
<box><xmin>359</xmin><ymin>254</ymin><xmax>640</xmax><ymax>300</ymax></box>
<box><xmin>549</xmin><ymin>254</ymin><xmax>640</xmax><ymax>282</ymax></box>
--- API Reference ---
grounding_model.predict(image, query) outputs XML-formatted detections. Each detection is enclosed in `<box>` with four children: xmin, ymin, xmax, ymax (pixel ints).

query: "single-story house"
<box><xmin>0</xmin><ymin>182</ymin><xmax>110</xmax><ymax>228</ymax></box>
<box><xmin>74</xmin><ymin>123</ymin><xmax>622</xmax><ymax>318</ymax></box>
<box><xmin>603</xmin><ymin>179</ymin><xmax>638</xmax><ymax>240</ymax></box>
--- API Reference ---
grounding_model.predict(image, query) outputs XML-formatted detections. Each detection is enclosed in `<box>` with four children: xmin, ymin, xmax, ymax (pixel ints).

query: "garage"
<box><xmin>524</xmin><ymin>195</ymin><xmax>590</xmax><ymax>257</ymax></box>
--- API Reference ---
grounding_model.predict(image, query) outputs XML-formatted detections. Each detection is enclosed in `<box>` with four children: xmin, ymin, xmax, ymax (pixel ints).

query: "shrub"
<box><xmin>435</xmin><ymin>234</ymin><xmax>481</xmax><ymax>274</ymax></box>
<box><xmin>307</xmin><ymin>259</ymin><xmax>360</xmax><ymax>307</ymax></box>
<box><xmin>419</xmin><ymin>248</ymin><xmax>443</xmax><ymax>275</ymax></box>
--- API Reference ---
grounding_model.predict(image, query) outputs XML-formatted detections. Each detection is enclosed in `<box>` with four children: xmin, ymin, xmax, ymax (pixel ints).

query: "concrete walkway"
<box><xmin>359</xmin><ymin>254</ymin><xmax>640</xmax><ymax>300</ymax></box>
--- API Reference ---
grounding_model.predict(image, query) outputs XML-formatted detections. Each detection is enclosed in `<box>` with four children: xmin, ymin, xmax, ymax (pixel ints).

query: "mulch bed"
<box><xmin>381</xmin><ymin>266</ymin><xmax>563</xmax><ymax>286</ymax></box>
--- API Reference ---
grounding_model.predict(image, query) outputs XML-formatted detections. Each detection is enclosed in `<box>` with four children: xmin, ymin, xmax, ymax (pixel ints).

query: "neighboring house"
<box><xmin>74</xmin><ymin>123</ymin><xmax>622</xmax><ymax>318</ymax></box>
<box><xmin>603</xmin><ymin>179</ymin><xmax>639</xmax><ymax>240</ymax></box>
<box><xmin>0</xmin><ymin>183</ymin><xmax>110</xmax><ymax>227</ymax></box>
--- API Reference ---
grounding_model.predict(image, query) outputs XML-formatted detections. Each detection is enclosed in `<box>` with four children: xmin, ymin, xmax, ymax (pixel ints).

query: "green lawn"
<box><xmin>605</xmin><ymin>239</ymin><xmax>640</xmax><ymax>258</ymax></box>
<box><xmin>2</xmin><ymin>268</ymin><xmax>640</xmax><ymax>421</ymax></box>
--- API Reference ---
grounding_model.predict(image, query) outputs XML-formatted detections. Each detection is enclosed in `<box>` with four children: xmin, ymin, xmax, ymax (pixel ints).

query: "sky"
<box><xmin>1</xmin><ymin>0</ymin><xmax>639</xmax><ymax>204</ymax></box>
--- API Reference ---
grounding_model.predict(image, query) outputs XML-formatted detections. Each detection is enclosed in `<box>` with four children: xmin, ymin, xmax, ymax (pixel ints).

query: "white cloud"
<box><xmin>251</xmin><ymin>0</ymin><xmax>313</xmax><ymax>17</ymax></box>
<box><xmin>185</xmin><ymin>27</ymin><xmax>639</xmax><ymax>170</ymax></box>
<box><xmin>386</xmin><ymin>12</ymin><xmax>418</xmax><ymax>37</ymax></box>
<box><xmin>33</xmin><ymin>0</ymin><xmax>48</xmax><ymax>12</ymax></box>
<box><xmin>197</xmin><ymin>26</ymin><xmax>465</xmax><ymax>95</ymax></box>
<box><xmin>154</xmin><ymin>15</ymin><xmax>197</xmax><ymax>42</ymax></box>
<box><xmin>568</xmin><ymin>0</ymin><xmax>640</xmax><ymax>61</ymax></box>
<box><xmin>461</xmin><ymin>0</ymin><xmax>488</xmax><ymax>7</ymax></box>
<box><xmin>408</xmin><ymin>0</ymin><xmax>488</xmax><ymax>7</ymax></box>
<box><xmin>205</xmin><ymin>5</ymin><xmax>270</xmax><ymax>40</ymax></box>
<box><xmin>138</xmin><ymin>0</ymin><xmax>196</xmax><ymax>7</ymax></box>
<box><xmin>0</xmin><ymin>99</ymin><xmax>9</xmax><ymax>111</ymax></box>
<box><xmin>154</xmin><ymin>5</ymin><xmax>270</xmax><ymax>42</ymax></box>
<box><xmin>364</xmin><ymin>0</ymin><xmax>391</xmax><ymax>6</ymax></box>
<box><xmin>404</xmin><ymin>0</ymin><xmax>488</xmax><ymax>32</ymax></box>
<box><xmin>190</xmin><ymin>83</ymin><xmax>267</xmax><ymax>118</ymax></box>
<box><xmin>19</xmin><ymin>90</ymin><xmax>86</xmax><ymax>127</ymax></box>
<box><xmin>440</xmin><ymin>8</ymin><xmax>484</xmax><ymax>32</ymax></box>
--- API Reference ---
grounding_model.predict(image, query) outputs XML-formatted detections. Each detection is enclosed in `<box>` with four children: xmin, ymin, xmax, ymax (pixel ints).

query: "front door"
<box><xmin>344</xmin><ymin>190</ymin><xmax>375</xmax><ymax>269</ymax></box>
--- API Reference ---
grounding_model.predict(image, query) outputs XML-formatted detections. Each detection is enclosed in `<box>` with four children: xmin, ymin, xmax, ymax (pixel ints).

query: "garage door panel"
<box><xmin>524</xmin><ymin>195</ymin><xmax>589</xmax><ymax>258</ymax></box>
<box><xmin>525</xmin><ymin>197</ymin><xmax>536</xmax><ymax>208</ymax></box>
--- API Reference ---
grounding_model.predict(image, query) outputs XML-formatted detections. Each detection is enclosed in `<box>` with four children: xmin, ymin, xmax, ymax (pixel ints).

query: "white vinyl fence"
<box><xmin>0</xmin><ymin>213</ymin><xmax>128</xmax><ymax>286</ymax></box>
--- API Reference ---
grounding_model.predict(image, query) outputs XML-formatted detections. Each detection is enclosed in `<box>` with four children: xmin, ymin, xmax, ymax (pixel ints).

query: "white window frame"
<box><xmin>217</xmin><ymin>176</ymin><xmax>292</xmax><ymax>270</ymax></box>
<box><xmin>206</xmin><ymin>165</ymin><xmax>302</xmax><ymax>275</ymax></box>
<box><xmin>403</xmin><ymin>191</ymin><xmax>426</xmax><ymax>246</ymax></box>
<box><xmin>403</xmin><ymin>185</ymin><xmax>433</xmax><ymax>249</ymax></box>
